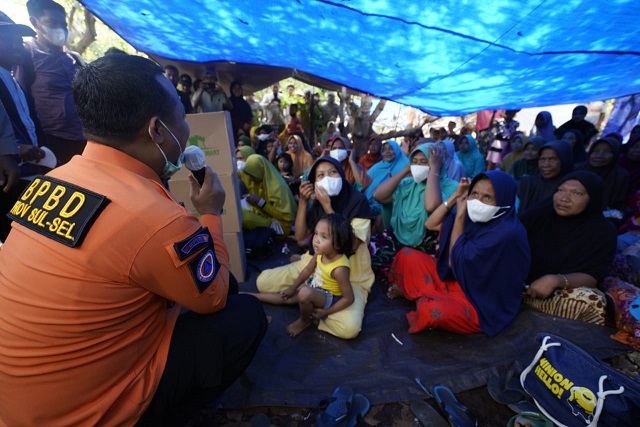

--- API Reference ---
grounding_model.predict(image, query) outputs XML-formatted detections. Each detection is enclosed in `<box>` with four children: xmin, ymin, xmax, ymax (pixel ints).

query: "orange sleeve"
<box><xmin>129</xmin><ymin>213</ymin><xmax>230</xmax><ymax>314</ymax></box>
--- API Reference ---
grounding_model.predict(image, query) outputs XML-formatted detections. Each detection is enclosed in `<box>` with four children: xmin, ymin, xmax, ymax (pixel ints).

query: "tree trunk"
<box><xmin>376</xmin><ymin>115</ymin><xmax>438</xmax><ymax>141</ymax></box>
<box><xmin>68</xmin><ymin>3</ymin><xmax>96</xmax><ymax>55</ymax></box>
<box><xmin>350</xmin><ymin>96</ymin><xmax>388</xmax><ymax>158</ymax></box>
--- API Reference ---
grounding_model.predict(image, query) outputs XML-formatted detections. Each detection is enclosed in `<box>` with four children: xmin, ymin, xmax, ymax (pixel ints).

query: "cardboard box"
<box><xmin>223</xmin><ymin>232</ymin><xmax>246</xmax><ymax>283</ymax></box>
<box><xmin>172</xmin><ymin>111</ymin><xmax>237</xmax><ymax>179</ymax></box>
<box><xmin>168</xmin><ymin>174</ymin><xmax>243</xmax><ymax>233</ymax></box>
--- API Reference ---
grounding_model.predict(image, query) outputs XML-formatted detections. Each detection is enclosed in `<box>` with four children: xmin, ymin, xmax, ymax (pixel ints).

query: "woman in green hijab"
<box><xmin>374</xmin><ymin>142</ymin><xmax>458</xmax><ymax>252</ymax></box>
<box><xmin>239</xmin><ymin>154</ymin><xmax>297</xmax><ymax>235</ymax></box>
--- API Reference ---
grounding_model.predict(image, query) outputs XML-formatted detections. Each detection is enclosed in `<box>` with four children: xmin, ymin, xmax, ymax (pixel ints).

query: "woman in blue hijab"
<box><xmin>388</xmin><ymin>171</ymin><xmax>530</xmax><ymax>336</ymax></box>
<box><xmin>439</xmin><ymin>139</ymin><xmax>465</xmax><ymax>181</ymax></box>
<box><xmin>373</xmin><ymin>142</ymin><xmax>458</xmax><ymax>252</ymax></box>
<box><xmin>364</xmin><ymin>140</ymin><xmax>409</xmax><ymax>218</ymax></box>
<box><xmin>456</xmin><ymin>135</ymin><xmax>485</xmax><ymax>179</ymax></box>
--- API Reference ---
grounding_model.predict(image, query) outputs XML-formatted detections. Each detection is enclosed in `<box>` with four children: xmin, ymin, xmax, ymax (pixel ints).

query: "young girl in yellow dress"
<box><xmin>250</xmin><ymin>213</ymin><xmax>355</xmax><ymax>337</ymax></box>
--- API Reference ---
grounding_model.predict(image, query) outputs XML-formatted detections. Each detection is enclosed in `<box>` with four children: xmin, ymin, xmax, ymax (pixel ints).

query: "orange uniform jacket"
<box><xmin>0</xmin><ymin>142</ymin><xmax>229</xmax><ymax>426</ymax></box>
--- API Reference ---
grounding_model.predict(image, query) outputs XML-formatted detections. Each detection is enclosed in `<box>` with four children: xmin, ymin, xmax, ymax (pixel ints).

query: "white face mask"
<box><xmin>467</xmin><ymin>199</ymin><xmax>509</xmax><ymax>223</ymax></box>
<box><xmin>315</xmin><ymin>176</ymin><xmax>343</xmax><ymax>197</ymax></box>
<box><xmin>330</xmin><ymin>149</ymin><xmax>348</xmax><ymax>162</ymax></box>
<box><xmin>236</xmin><ymin>160</ymin><xmax>246</xmax><ymax>171</ymax></box>
<box><xmin>410</xmin><ymin>164</ymin><xmax>430</xmax><ymax>183</ymax></box>
<box><xmin>39</xmin><ymin>23</ymin><xmax>68</xmax><ymax>47</ymax></box>
<box><xmin>257</xmin><ymin>133</ymin><xmax>270</xmax><ymax>141</ymax></box>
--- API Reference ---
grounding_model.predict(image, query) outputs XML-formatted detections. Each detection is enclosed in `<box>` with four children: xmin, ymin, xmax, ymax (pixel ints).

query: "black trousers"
<box><xmin>137</xmin><ymin>293</ymin><xmax>267</xmax><ymax>426</ymax></box>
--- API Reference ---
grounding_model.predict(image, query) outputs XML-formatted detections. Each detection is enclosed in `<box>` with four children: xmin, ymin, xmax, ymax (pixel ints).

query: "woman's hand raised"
<box><xmin>427</xmin><ymin>144</ymin><xmax>443</xmax><ymax>173</ymax></box>
<box><xmin>315</xmin><ymin>183</ymin><xmax>333</xmax><ymax>213</ymax></box>
<box><xmin>453</xmin><ymin>177</ymin><xmax>471</xmax><ymax>199</ymax></box>
<box><xmin>299</xmin><ymin>181</ymin><xmax>314</xmax><ymax>201</ymax></box>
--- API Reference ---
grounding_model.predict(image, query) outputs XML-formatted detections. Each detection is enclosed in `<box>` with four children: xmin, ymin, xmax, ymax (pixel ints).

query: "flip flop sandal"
<box><xmin>345</xmin><ymin>393</ymin><xmax>370</xmax><ymax>427</ymax></box>
<box><xmin>487</xmin><ymin>370</ymin><xmax>529</xmax><ymax>405</ymax></box>
<box><xmin>316</xmin><ymin>385</ymin><xmax>354</xmax><ymax>427</ymax></box>
<box><xmin>506</xmin><ymin>411</ymin><xmax>554</xmax><ymax>427</ymax></box>
<box><xmin>410</xmin><ymin>400</ymin><xmax>449</xmax><ymax>427</ymax></box>
<box><xmin>433</xmin><ymin>385</ymin><xmax>478</xmax><ymax>427</ymax></box>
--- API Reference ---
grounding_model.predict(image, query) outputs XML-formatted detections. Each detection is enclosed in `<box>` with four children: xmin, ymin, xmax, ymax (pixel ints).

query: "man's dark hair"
<box><xmin>573</xmin><ymin>105</ymin><xmax>588</xmax><ymax>115</ymax></box>
<box><xmin>256</xmin><ymin>124</ymin><xmax>272</xmax><ymax>134</ymax></box>
<box><xmin>104</xmin><ymin>47</ymin><xmax>128</xmax><ymax>56</ymax></box>
<box><xmin>72</xmin><ymin>54</ymin><xmax>175</xmax><ymax>145</ymax></box>
<box><xmin>230</xmin><ymin>80</ymin><xmax>242</xmax><ymax>92</ymax></box>
<box><xmin>26</xmin><ymin>0</ymin><xmax>66</xmax><ymax>18</ymax></box>
<box><xmin>179</xmin><ymin>73</ymin><xmax>192</xmax><ymax>85</ymax></box>
<box><xmin>321</xmin><ymin>213</ymin><xmax>354</xmax><ymax>258</ymax></box>
<box><xmin>163</xmin><ymin>64</ymin><xmax>178</xmax><ymax>74</ymax></box>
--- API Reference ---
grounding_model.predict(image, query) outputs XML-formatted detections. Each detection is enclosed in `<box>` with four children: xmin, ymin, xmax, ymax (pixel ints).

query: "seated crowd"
<box><xmin>4</xmin><ymin>34</ymin><xmax>640</xmax><ymax>341</ymax></box>
<box><xmin>2</xmin><ymin>5</ymin><xmax>640</xmax><ymax>421</ymax></box>
<box><xmin>209</xmin><ymin>91</ymin><xmax>640</xmax><ymax>343</ymax></box>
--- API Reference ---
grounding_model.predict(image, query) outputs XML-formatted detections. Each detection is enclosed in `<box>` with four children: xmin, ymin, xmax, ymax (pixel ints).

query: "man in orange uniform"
<box><xmin>0</xmin><ymin>53</ymin><xmax>267</xmax><ymax>426</ymax></box>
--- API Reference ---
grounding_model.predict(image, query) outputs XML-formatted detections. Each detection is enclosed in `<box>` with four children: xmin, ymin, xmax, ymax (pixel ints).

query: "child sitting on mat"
<box><xmin>250</xmin><ymin>213</ymin><xmax>355</xmax><ymax>337</ymax></box>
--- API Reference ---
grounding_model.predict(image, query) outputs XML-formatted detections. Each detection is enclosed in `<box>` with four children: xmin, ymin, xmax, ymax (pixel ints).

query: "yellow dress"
<box><xmin>257</xmin><ymin>218</ymin><xmax>374</xmax><ymax>338</ymax></box>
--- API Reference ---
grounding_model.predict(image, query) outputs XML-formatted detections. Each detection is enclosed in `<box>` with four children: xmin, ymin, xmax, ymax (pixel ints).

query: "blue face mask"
<box><xmin>153</xmin><ymin>119</ymin><xmax>184</xmax><ymax>179</ymax></box>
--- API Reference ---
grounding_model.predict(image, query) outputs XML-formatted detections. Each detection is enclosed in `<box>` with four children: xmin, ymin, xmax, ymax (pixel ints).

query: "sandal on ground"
<box><xmin>316</xmin><ymin>385</ymin><xmax>354</xmax><ymax>427</ymax></box>
<box><xmin>433</xmin><ymin>385</ymin><xmax>478</xmax><ymax>427</ymax></box>
<box><xmin>345</xmin><ymin>393</ymin><xmax>370</xmax><ymax>427</ymax></box>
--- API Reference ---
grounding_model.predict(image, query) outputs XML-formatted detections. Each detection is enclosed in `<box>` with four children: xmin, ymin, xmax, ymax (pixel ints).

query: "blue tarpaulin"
<box><xmin>78</xmin><ymin>0</ymin><xmax>640</xmax><ymax>116</ymax></box>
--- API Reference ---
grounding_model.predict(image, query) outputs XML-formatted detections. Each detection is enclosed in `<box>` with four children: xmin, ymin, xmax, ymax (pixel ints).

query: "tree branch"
<box><xmin>370</xmin><ymin>99</ymin><xmax>386</xmax><ymax>123</ymax></box>
<box><xmin>377</xmin><ymin>115</ymin><xmax>438</xmax><ymax>140</ymax></box>
<box><xmin>73</xmin><ymin>9</ymin><xmax>96</xmax><ymax>55</ymax></box>
<box><xmin>68</xmin><ymin>5</ymin><xmax>96</xmax><ymax>55</ymax></box>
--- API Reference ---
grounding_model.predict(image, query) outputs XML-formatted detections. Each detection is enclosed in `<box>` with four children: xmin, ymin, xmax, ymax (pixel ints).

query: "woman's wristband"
<box><xmin>558</xmin><ymin>274</ymin><xmax>569</xmax><ymax>289</ymax></box>
<box><xmin>443</xmin><ymin>200</ymin><xmax>450</xmax><ymax>211</ymax></box>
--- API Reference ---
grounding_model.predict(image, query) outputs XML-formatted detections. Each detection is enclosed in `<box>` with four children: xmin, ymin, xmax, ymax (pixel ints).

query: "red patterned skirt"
<box><xmin>389</xmin><ymin>247</ymin><xmax>481</xmax><ymax>334</ymax></box>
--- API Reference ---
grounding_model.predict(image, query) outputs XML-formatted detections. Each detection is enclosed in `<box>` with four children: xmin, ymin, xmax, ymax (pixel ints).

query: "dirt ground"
<box><xmin>184</xmin><ymin>351</ymin><xmax>640</xmax><ymax>427</ymax></box>
<box><xmin>187</xmin><ymin>386</ymin><xmax>514</xmax><ymax>426</ymax></box>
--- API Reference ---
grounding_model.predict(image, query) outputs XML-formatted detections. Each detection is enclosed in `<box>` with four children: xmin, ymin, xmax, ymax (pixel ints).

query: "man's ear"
<box><xmin>148</xmin><ymin>117</ymin><xmax>164</xmax><ymax>144</ymax></box>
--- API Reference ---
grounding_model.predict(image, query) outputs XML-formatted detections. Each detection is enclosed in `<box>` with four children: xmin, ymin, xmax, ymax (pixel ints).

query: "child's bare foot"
<box><xmin>289</xmin><ymin>254</ymin><xmax>302</xmax><ymax>262</ymax></box>
<box><xmin>286</xmin><ymin>318</ymin><xmax>311</xmax><ymax>337</ymax></box>
<box><xmin>387</xmin><ymin>284</ymin><xmax>405</xmax><ymax>300</ymax></box>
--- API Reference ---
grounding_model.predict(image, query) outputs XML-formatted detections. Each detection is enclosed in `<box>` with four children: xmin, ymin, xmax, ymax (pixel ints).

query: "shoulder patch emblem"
<box><xmin>188</xmin><ymin>245</ymin><xmax>220</xmax><ymax>293</ymax></box>
<box><xmin>174</xmin><ymin>226</ymin><xmax>212</xmax><ymax>261</ymax></box>
<box><xmin>7</xmin><ymin>176</ymin><xmax>110</xmax><ymax>248</ymax></box>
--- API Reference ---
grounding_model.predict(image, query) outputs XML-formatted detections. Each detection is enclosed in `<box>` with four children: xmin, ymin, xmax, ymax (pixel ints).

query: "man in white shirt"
<box><xmin>191</xmin><ymin>70</ymin><xmax>232</xmax><ymax>113</ymax></box>
<box><xmin>261</xmin><ymin>83</ymin><xmax>284</xmax><ymax>128</ymax></box>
